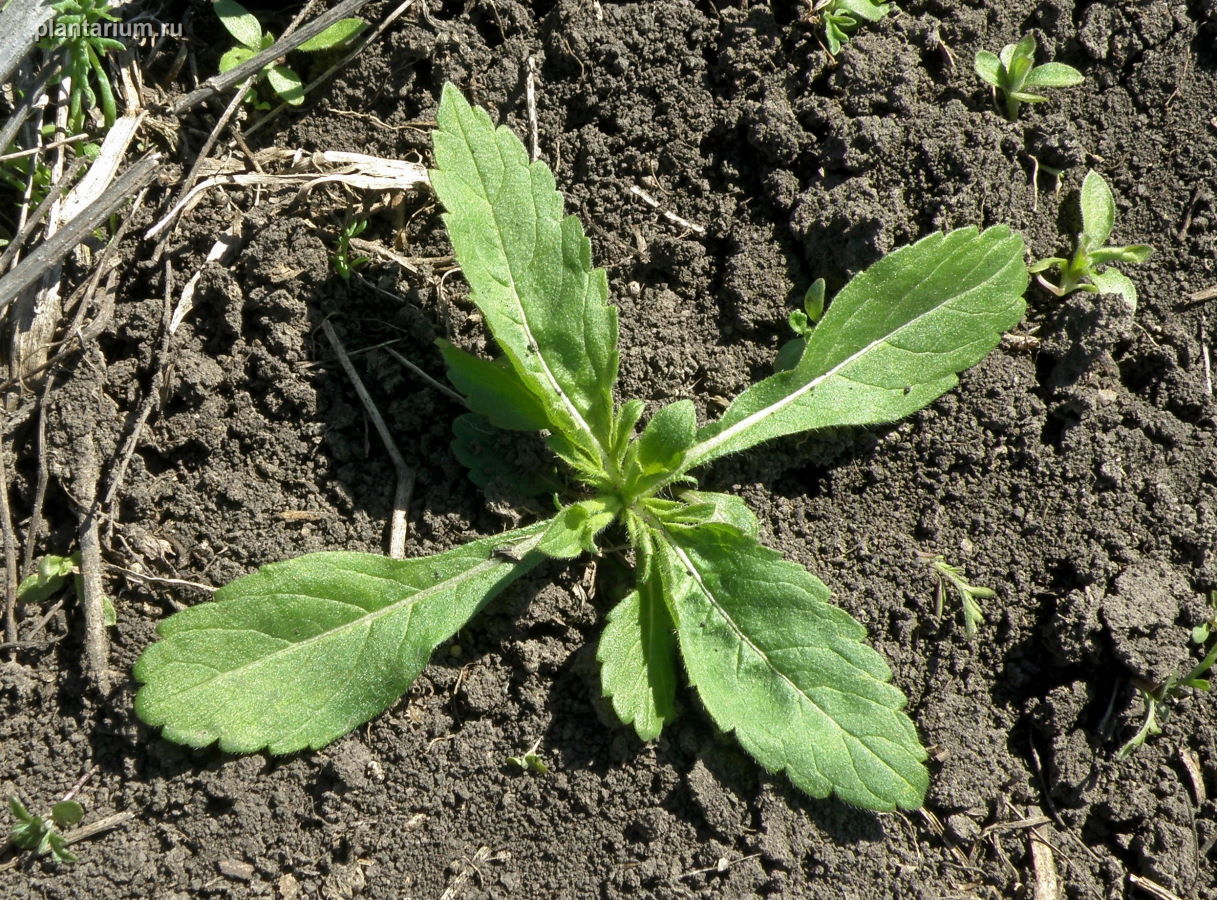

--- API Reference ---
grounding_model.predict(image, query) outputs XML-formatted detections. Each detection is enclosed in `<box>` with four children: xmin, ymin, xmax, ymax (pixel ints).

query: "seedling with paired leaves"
<box><xmin>974</xmin><ymin>33</ymin><xmax>1083</xmax><ymax>121</ymax></box>
<box><xmin>1031</xmin><ymin>170</ymin><xmax>1154</xmax><ymax>310</ymax></box>
<box><xmin>804</xmin><ymin>0</ymin><xmax>894</xmax><ymax>55</ymax></box>
<box><xmin>1117</xmin><ymin>605</ymin><xmax>1217</xmax><ymax>758</ymax></box>
<box><xmin>506</xmin><ymin>739</ymin><xmax>548</xmax><ymax>775</ymax></box>
<box><xmin>215</xmin><ymin>0</ymin><xmax>365</xmax><ymax>108</ymax></box>
<box><xmin>921</xmin><ymin>553</ymin><xmax>995</xmax><ymax>640</ymax></box>
<box><xmin>133</xmin><ymin>85</ymin><xmax>1030</xmax><ymax>812</ymax></box>
<box><xmin>39</xmin><ymin>0</ymin><xmax>126</xmax><ymax>133</ymax></box>
<box><xmin>7</xmin><ymin>797</ymin><xmax>84</xmax><ymax>864</ymax></box>
<box><xmin>332</xmin><ymin>217</ymin><xmax>370</xmax><ymax>280</ymax></box>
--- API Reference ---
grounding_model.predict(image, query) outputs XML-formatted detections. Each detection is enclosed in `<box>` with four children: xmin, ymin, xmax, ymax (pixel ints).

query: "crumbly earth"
<box><xmin>3</xmin><ymin>0</ymin><xmax>1217</xmax><ymax>897</ymax></box>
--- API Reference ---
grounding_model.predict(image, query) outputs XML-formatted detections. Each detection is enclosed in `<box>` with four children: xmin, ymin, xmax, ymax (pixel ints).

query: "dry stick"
<box><xmin>382</xmin><ymin>346</ymin><xmax>466</xmax><ymax>404</ymax></box>
<box><xmin>62</xmin><ymin>810</ymin><xmax>136</xmax><ymax>847</ymax></box>
<box><xmin>525</xmin><ymin>55</ymin><xmax>540</xmax><ymax>162</ymax></box>
<box><xmin>150</xmin><ymin>79</ymin><xmax>254</xmax><ymax>262</ymax></box>
<box><xmin>628</xmin><ymin>184</ymin><xmax>707</xmax><ymax>235</ymax></box>
<box><xmin>0</xmin><ymin>133</ymin><xmax>89</xmax><ymax>162</ymax></box>
<box><xmin>76</xmin><ymin>430</ymin><xmax>111</xmax><ymax>693</ymax></box>
<box><xmin>321</xmin><ymin>321</ymin><xmax>415</xmax><ymax>559</ymax></box>
<box><xmin>0</xmin><ymin>153</ymin><xmax>162</xmax><ymax>314</ymax></box>
<box><xmin>244</xmin><ymin>0</ymin><xmax>417</xmax><ymax>140</ymax></box>
<box><xmin>1202</xmin><ymin>319</ymin><xmax>1213</xmax><ymax>398</ymax></box>
<box><xmin>1189</xmin><ymin>284</ymin><xmax>1217</xmax><ymax>303</ymax></box>
<box><xmin>100</xmin><ymin>260</ymin><xmax>175</xmax><ymax>536</ymax></box>
<box><xmin>0</xmin><ymin>445</ymin><xmax>20</xmax><ymax>650</ymax></box>
<box><xmin>169</xmin><ymin>0</ymin><xmax>372</xmax><ymax>115</ymax></box>
<box><xmin>21</xmin><ymin>370</ymin><xmax>56</xmax><ymax>573</ymax></box>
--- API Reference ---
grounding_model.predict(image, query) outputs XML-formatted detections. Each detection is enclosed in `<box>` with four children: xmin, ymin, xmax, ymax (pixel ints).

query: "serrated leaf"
<box><xmin>1080</xmin><ymin>170</ymin><xmax>1115</xmax><ymax>248</ymax></box>
<box><xmin>655</xmin><ymin>520</ymin><xmax>927</xmax><ymax>810</ymax></box>
<box><xmin>297</xmin><ymin>17</ymin><xmax>365</xmax><ymax>52</ymax></box>
<box><xmin>50</xmin><ymin>801</ymin><xmax>83</xmax><ymax>828</ymax></box>
<box><xmin>134</xmin><ymin>521</ymin><xmax>552</xmax><ymax>754</ymax></box>
<box><xmin>598</xmin><ymin>528</ymin><xmax>678</xmax><ymax>740</ymax></box>
<box><xmin>684</xmin><ymin>227</ymin><xmax>1027</xmax><ymax>471</ymax></box>
<box><xmin>437</xmin><ymin>339</ymin><xmax>550</xmax><ymax>431</ymax></box>
<box><xmin>430</xmin><ymin>84</ymin><xmax>619</xmax><ymax>470</ymax></box>
<box><xmin>213</xmin><ymin>0</ymin><xmax>263</xmax><ymax>50</ymax></box>
<box><xmin>1024</xmin><ymin>62</ymin><xmax>1084</xmax><ymax>88</ymax></box>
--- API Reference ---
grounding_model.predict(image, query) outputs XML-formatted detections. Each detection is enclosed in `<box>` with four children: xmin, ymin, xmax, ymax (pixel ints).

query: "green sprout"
<box><xmin>38</xmin><ymin>0</ymin><xmax>126</xmax><ymax>133</ymax></box>
<box><xmin>215</xmin><ymin>0</ymin><xmax>365</xmax><ymax>108</ymax></box>
<box><xmin>332</xmin><ymin>217</ymin><xmax>370</xmax><ymax>280</ymax></box>
<box><xmin>922</xmin><ymin>553</ymin><xmax>995</xmax><ymax>640</ymax></box>
<box><xmin>7</xmin><ymin>797</ymin><xmax>84</xmax><ymax>865</ymax></box>
<box><xmin>974</xmin><ymin>33</ymin><xmax>1083</xmax><ymax>121</ymax></box>
<box><xmin>132</xmin><ymin>85</ymin><xmax>1032</xmax><ymax>813</ymax></box>
<box><xmin>805</xmin><ymin>0</ymin><xmax>895</xmax><ymax>55</ymax></box>
<box><xmin>1117</xmin><ymin>607</ymin><xmax>1217</xmax><ymax>759</ymax></box>
<box><xmin>1030</xmin><ymin>170</ymin><xmax>1154</xmax><ymax>310</ymax></box>
<box><xmin>506</xmin><ymin>739</ymin><xmax>548</xmax><ymax>775</ymax></box>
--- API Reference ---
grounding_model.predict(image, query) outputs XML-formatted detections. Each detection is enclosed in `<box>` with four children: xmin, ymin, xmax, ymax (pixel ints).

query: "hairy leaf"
<box><xmin>438</xmin><ymin>339</ymin><xmax>550</xmax><ymax>431</ymax></box>
<box><xmin>297</xmin><ymin>17</ymin><xmax>365</xmax><ymax>52</ymax></box>
<box><xmin>214</xmin><ymin>0</ymin><xmax>262</xmax><ymax>49</ymax></box>
<box><xmin>450</xmin><ymin>413</ymin><xmax>558</xmax><ymax>499</ymax></box>
<box><xmin>1022</xmin><ymin>62</ymin><xmax>1084</xmax><ymax>89</ymax></box>
<box><xmin>134</xmin><ymin>521</ymin><xmax>552</xmax><ymax>754</ymax></box>
<box><xmin>266</xmin><ymin>65</ymin><xmax>303</xmax><ymax>105</ymax></box>
<box><xmin>598</xmin><ymin>526</ymin><xmax>678</xmax><ymax>740</ymax></box>
<box><xmin>685</xmin><ymin>226</ymin><xmax>1027</xmax><ymax>471</ymax></box>
<box><xmin>430</xmin><ymin>84</ymin><xmax>619</xmax><ymax>469</ymax></box>
<box><xmin>635</xmin><ymin>400</ymin><xmax>696</xmax><ymax>473</ymax></box>
<box><xmin>655</xmin><ymin>520</ymin><xmax>928</xmax><ymax>810</ymax></box>
<box><xmin>1080</xmin><ymin>170</ymin><xmax>1115</xmax><ymax>248</ymax></box>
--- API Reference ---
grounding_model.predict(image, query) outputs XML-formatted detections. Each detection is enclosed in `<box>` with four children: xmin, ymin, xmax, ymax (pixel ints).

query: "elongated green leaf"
<box><xmin>214</xmin><ymin>0</ymin><xmax>262</xmax><ymax>50</ymax></box>
<box><xmin>635</xmin><ymin>400</ymin><xmax>696</xmax><ymax>472</ymax></box>
<box><xmin>684</xmin><ymin>227</ymin><xmax>1027</xmax><ymax>471</ymax></box>
<box><xmin>450</xmin><ymin>414</ymin><xmax>559</xmax><ymax>498</ymax></box>
<box><xmin>837</xmin><ymin>0</ymin><xmax>892</xmax><ymax>23</ymax></box>
<box><xmin>645</xmin><ymin>491</ymin><xmax>760</xmax><ymax>538</ymax></box>
<box><xmin>266</xmin><ymin>65</ymin><xmax>304</xmax><ymax>105</ymax></box>
<box><xmin>297</xmin><ymin>17</ymin><xmax>365</xmax><ymax>52</ymax></box>
<box><xmin>655</xmin><ymin>520</ymin><xmax>927</xmax><ymax>810</ymax></box>
<box><xmin>1024</xmin><ymin>62</ymin><xmax>1084</xmax><ymax>89</ymax></box>
<box><xmin>973</xmin><ymin>50</ymin><xmax>1001</xmax><ymax>87</ymax></box>
<box><xmin>438</xmin><ymin>339</ymin><xmax>550</xmax><ymax>431</ymax></box>
<box><xmin>134</xmin><ymin>521</ymin><xmax>552</xmax><ymax>754</ymax></box>
<box><xmin>430</xmin><ymin>84</ymin><xmax>619</xmax><ymax>469</ymax></box>
<box><xmin>1080</xmin><ymin>170</ymin><xmax>1115</xmax><ymax>248</ymax></box>
<box><xmin>598</xmin><ymin>528</ymin><xmax>677</xmax><ymax>740</ymax></box>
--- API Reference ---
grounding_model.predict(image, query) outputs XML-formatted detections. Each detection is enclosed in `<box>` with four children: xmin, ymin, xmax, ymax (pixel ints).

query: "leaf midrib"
<box><xmin>158</xmin><ymin>534</ymin><xmax>543</xmax><ymax>693</ymax></box>
<box><xmin>449</xmin><ymin>109</ymin><xmax>607</xmax><ymax>468</ymax></box>
<box><xmin>681</xmin><ymin>234</ymin><xmax>1014</xmax><ymax>471</ymax></box>
<box><xmin>653</xmin><ymin>520</ymin><xmax>921</xmax><ymax>796</ymax></box>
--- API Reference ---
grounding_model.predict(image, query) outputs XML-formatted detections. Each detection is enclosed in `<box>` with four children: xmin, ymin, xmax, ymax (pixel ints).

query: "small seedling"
<box><xmin>7</xmin><ymin>797</ymin><xmax>84</xmax><ymax>864</ymax></box>
<box><xmin>774</xmin><ymin>278</ymin><xmax>825</xmax><ymax>371</ymax></box>
<box><xmin>506</xmin><ymin>739</ymin><xmax>548</xmax><ymax>774</ymax></box>
<box><xmin>921</xmin><ymin>553</ymin><xmax>995</xmax><ymax>640</ymax></box>
<box><xmin>974</xmin><ymin>34</ymin><xmax>1083</xmax><ymax>121</ymax></box>
<box><xmin>332</xmin><ymin>217</ymin><xmax>370</xmax><ymax>280</ymax></box>
<box><xmin>215</xmin><ymin>0</ymin><xmax>365</xmax><ymax>108</ymax></box>
<box><xmin>1031</xmin><ymin>170</ymin><xmax>1154</xmax><ymax>310</ymax></box>
<box><xmin>37</xmin><ymin>0</ymin><xmax>126</xmax><ymax>133</ymax></box>
<box><xmin>133</xmin><ymin>85</ymin><xmax>1031</xmax><ymax>812</ymax></box>
<box><xmin>804</xmin><ymin>0</ymin><xmax>895</xmax><ymax>55</ymax></box>
<box><xmin>1117</xmin><ymin>609</ymin><xmax>1217</xmax><ymax>758</ymax></box>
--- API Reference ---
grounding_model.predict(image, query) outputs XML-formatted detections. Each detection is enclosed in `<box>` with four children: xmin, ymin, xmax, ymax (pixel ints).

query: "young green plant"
<box><xmin>806</xmin><ymin>0</ymin><xmax>895</xmax><ymax>55</ymax></box>
<box><xmin>974</xmin><ymin>33</ymin><xmax>1083</xmax><ymax>120</ymax></box>
<box><xmin>7</xmin><ymin>797</ymin><xmax>84</xmax><ymax>865</ymax></box>
<box><xmin>39</xmin><ymin>0</ymin><xmax>126</xmax><ymax>133</ymax></box>
<box><xmin>215</xmin><ymin>0</ymin><xmax>365</xmax><ymax>107</ymax></box>
<box><xmin>133</xmin><ymin>85</ymin><xmax>1030</xmax><ymax>812</ymax></box>
<box><xmin>1117</xmin><ymin>611</ymin><xmax>1217</xmax><ymax>758</ymax></box>
<box><xmin>331</xmin><ymin>217</ymin><xmax>370</xmax><ymax>280</ymax></box>
<box><xmin>921</xmin><ymin>553</ymin><xmax>995</xmax><ymax>640</ymax></box>
<box><xmin>1031</xmin><ymin>170</ymin><xmax>1154</xmax><ymax>310</ymax></box>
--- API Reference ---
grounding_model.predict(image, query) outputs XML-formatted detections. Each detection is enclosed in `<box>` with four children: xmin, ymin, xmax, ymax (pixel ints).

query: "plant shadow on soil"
<box><xmin>4</xmin><ymin>0</ymin><xmax>1217</xmax><ymax>897</ymax></box>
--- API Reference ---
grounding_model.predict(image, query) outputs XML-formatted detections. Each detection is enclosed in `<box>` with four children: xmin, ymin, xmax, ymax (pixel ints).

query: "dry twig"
<box><xmin>321</xmin><ymin>321</ymin><xmax>415</xmax><ymax>558</ymax></box>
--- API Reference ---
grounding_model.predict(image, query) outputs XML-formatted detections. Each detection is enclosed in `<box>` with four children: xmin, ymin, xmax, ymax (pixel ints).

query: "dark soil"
<box><xmin>4</xmin><ymin>0</ymin><xmax>1217</xmax><ymax>897</ymax></box>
